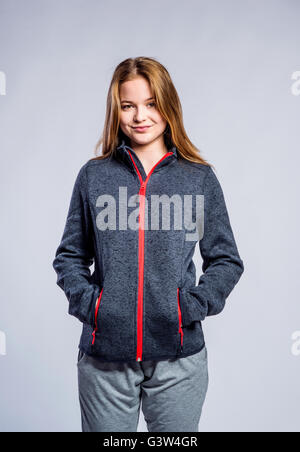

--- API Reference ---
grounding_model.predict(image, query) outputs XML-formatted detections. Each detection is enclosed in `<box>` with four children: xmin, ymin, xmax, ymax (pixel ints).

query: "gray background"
<box><xmin>0</xmin><ymin>0</ymin><xmax>299</xmax><ymax>432</ymax></box>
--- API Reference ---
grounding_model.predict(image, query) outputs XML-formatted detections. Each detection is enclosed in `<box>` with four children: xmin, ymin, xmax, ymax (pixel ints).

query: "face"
<box><xmin>119</xmin><ymin>76</ymin><xmax>167</xmax><ymax>149</ymax></box>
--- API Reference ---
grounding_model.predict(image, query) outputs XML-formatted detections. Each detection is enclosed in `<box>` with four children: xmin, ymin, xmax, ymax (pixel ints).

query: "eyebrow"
<box><xmin>120</xmin><ymin>97</ymin><xmax>155</xmax><ymax>103</ymax></box>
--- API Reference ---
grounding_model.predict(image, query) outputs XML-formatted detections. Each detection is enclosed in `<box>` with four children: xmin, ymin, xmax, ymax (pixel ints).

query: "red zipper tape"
<box><xmin>128</xmin><ymin>151</ymin><xmax>174</xmax><ymax>361</ymax></box>
<box><xmin>91</xmin><ymin>288</ymin><xmax>103</xmax><ymax>345</ymax></box>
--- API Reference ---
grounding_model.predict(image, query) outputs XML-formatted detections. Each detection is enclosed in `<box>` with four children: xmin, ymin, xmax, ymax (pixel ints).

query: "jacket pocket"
<box><xmin>177</xmin><ymin>287</ymin><xmax>184</xmax><ymax>351</ymax></box>
<box><xmin>91</xmin><ymin>287</ymin><xmax>104</xmax><ymax>345</ymax></box>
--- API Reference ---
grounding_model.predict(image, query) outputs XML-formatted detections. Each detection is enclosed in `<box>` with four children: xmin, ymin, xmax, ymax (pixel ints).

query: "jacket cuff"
<box><xmin>178</xmin><ymin>287</ymin><xmax>207</xmax><ymax>327</ymax></box>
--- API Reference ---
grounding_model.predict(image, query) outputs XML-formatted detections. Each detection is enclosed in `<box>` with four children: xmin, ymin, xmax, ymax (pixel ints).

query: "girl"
<box><xmin>53</xmin><ymin>56</ymin><xmax>244</xmax><ymax>432</ymax></box>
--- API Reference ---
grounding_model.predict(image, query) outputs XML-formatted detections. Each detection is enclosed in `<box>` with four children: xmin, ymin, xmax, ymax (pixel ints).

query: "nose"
<box><xmin>133</xmin><ymin>106</ymin><xmax>147</xmax><ymax>122</ymax></box>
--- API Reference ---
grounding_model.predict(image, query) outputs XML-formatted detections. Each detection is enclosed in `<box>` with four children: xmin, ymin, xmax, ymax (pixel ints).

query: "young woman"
<box><xmin>52</xmin><ymin>56</ymin><xmax>244</xmax><ymax>432</ymax></box>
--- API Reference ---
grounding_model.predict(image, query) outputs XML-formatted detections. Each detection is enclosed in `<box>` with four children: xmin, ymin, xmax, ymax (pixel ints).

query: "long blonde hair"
<box><xmin>91</xmin><ymin>56</ymin><xmax>213</xmax><ymax>168</ymax></box>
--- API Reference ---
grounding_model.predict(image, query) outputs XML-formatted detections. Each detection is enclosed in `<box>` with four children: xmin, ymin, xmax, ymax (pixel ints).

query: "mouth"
<box><xmin>132</xmin><ymin>126</ymin><xmax>152</xmax><ymax>132</ymax></box>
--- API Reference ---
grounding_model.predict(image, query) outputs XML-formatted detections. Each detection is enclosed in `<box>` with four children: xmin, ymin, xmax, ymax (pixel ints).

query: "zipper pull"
<box><xmin>140</xmin><ymin>182</ymin><xmax>146</xmax><ymax>195</ymax></box>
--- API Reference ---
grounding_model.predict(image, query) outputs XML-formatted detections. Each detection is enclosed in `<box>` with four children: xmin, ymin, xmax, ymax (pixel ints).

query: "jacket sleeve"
<box><xmin>52</xmin><ymin>163</ymin><xmax>101</xmax><ymax>327</ymax></box>
<box><xmin>179</xmin><ymin>166</ymin><xmax>244</xmax><ymax>327</ymax></box>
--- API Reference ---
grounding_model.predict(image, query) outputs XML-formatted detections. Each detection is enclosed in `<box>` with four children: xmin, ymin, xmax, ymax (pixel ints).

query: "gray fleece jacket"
<box><xmin>52</xmin><ymin>139</ymin><xmax>244</xmax><ymax>363</ymax></box>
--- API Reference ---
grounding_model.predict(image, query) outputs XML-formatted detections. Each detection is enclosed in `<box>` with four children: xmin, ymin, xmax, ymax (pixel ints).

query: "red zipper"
<box><xmin>91</xmin><ymin>287</ymin><xmax>103</xmax><ymax>345</ymax></box>
<box><xmin>128</xmin><ymin>151</ymin><xmax>174</xmax><ymax>361</ymax></box>
<box><xmin>177</xmin><ymin>287</ymin><xmax>184</xmax><ymax>352</ymax></box>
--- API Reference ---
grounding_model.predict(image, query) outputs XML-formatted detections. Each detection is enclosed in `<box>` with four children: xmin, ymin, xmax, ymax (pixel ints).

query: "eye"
<box><xmin>121</xmin><ymin>102</ymin><xmax>156</xmax><ymax>110</ymax></box>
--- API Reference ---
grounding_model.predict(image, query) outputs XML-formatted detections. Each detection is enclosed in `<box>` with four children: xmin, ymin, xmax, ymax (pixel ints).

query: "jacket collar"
<box><xmin>115</xmin><ymin>139</ymin><xmax>178</xmax><ymax>181</ymax></box>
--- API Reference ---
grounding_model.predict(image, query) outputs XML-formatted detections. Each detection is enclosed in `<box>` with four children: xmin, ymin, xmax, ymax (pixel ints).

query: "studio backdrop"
<box><xmin>0</xmin><ymin>0</ymin><xmax>299</xmax><ymax>432</ymax></box>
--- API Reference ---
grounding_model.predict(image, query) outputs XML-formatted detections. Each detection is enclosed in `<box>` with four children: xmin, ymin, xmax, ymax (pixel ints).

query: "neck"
<box><xmin>130</xmin><ymin>139</ymin><xmax>169</xmax><ymax>165</ymax></box>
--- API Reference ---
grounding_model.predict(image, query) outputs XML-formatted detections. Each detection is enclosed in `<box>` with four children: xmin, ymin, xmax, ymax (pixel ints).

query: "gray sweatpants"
<box><xmin>77</xmin><ymin>346</ymin><xmax>209</xmax><ymax>432</ymax></box>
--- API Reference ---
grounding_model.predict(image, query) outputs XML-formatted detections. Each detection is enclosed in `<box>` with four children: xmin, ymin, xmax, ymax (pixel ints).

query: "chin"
<box><xmin>131</xmin><ymin>135</ymin><xmax>154</xmax><ymax>144</ymax></box>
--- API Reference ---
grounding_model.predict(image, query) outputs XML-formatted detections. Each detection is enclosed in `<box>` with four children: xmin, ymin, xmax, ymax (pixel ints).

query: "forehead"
<box><xmin>120</xmin><ymin>77</ymin><xmax>154</xmax><ymax>101</ymax></box>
